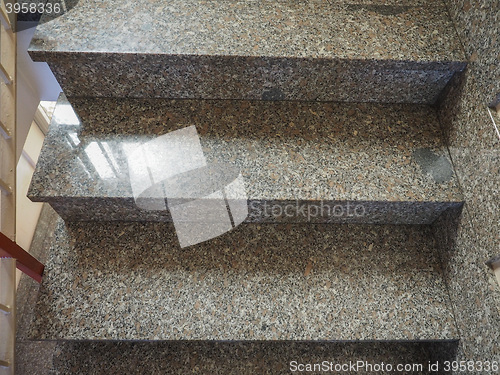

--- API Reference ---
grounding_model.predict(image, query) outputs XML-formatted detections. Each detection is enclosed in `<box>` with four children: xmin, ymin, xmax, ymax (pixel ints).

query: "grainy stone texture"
<box><xmin>23</xmin><ymin>219</ymin><xmax>457</xmax><ymax>341</ymax></box>
<box><xmin>432</xmin><ymin>0</ymin><xmax>500</xmax><ymax>369</ymax></box>
<box><xmin>28</xmin><ymin>95</ymin><xmax>463</xmax><ymax>224</ymax></box>
<box><xmin>28</xmin><ymin>0</ymin><xmax>464</xmax><ymax>60</ymax></box>
<box><xmin>35</xmin><ymin>54</ymin><xmax>464</xmax><ymax>104</ymax></box>
<box><xmin>16</xmin><ymin>341</ymin><xmax>457</xmax><ymax>375</ymax></box>
<box><xmin>15</xmin><ymin>341</ymin><xmax>57</xmax><ymax>375</ymax></box>
<box><xmin>15</xmin><ymin>202</ymin><xmax>458</xmax><ymax>373</ymax></box>
<box><xmin>15</xmin><ymin>205</ymin><xmax>60</xmax><ymax>374</ymax></box>
<box><xmin>28</xmin><ymin>0</ymin><xmax>465</xmax><ymax>103</ymax></box>
<box><xmin>444</xmin><ymin>0</ymin><xmax>500</xmax><ymax>112</ymax></box>
<box><xmin>17</xmin><ymin>0</ymin><xmax>475</xmax><ymax>372</ymax></box>
<box><xmin>16</xmin><ymin>204</ymin><xmax>60</xmax><ymax>339</ymax></box>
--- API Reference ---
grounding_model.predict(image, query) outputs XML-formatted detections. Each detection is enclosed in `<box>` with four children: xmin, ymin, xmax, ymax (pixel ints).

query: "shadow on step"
<box><xmin>17</xmin><ymin>340</ymin><xmax>458</xmax><ymax>375</ymax></box>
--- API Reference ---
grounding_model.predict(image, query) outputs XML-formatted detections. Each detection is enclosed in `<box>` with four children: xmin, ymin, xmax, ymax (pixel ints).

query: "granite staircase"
<box><xmin>18</xmin><ymin>0</ymin><xmax>466</xmax><ymax>373</ymax></box>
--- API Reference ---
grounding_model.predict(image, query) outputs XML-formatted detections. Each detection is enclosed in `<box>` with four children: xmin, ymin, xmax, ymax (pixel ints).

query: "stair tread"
<box><xmin>25</xmin><ymin>218</ymin><xmax>457</xmax><ymax>341</ymax></box>
<box><xmin>28</xmin><ymin>95</ymin><xmax>462</xmax><ymax>225</ymax></box>
<box><xmin>30</xmin><ymin>0</ymin><xmax>463</xmax><ymax>63</ymax></box>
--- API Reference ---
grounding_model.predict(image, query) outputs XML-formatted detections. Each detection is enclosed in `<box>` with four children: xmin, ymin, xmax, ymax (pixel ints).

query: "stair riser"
<box><xmin>28</xmin><ymin>1</ymin><xmax>466</xmax><ymax>104</ymax></box>
<box><xmin>35</xmin><ymin>54</ymin><xmax>464</xmax><ymax>103</ymax></box>
<box><xmin>43</xmin><ymin>198</ymin><xmax>461</xmax><ymax>225</ymax></box>
<box><xmin>16</xmin><ymin>341</ymin><xmax>458</xmax><ymax>375</ymax></box>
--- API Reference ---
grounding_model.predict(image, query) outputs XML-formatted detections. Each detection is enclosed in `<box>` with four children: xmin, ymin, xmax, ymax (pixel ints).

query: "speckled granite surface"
<box><xmin>431</xmin><ymin>0</ymin><xmax>500</xmax><ymax>367</ymax></box>
<box><xmin>439</xmin><ymin>72</ymin><xmax>500</xmax><ymax>261</ymax></box>
<box><xmin>28</xmin><ymin>95</ymin><xmax>463</xmax><ymax>224</ymax></box>
<box><xmin>20</xmin><ymin>218</ymin><xmax>457</xmax><ymax>341</ymax></box>
<box><xmin>30</xmin><ymin>0</ymin><xmax>463</xmax><ymax>59</ymax></box>
<box><xmin>16</xmin><ymin>341</ymin><xmax>57</xmax><ymax>375</ymax></box>
<box><xmin>444</xmin><ymin>0</ymin><xmax>500</xmax><ymax>112</ymax></box>
<box><xmin>16</xmin><ymin>204</ymin><xmax>60</xmax><ymax>344</ymax></box>
<box><xmin>39</xmin><ymin>55</ymin><xmax>464</xmax><ymax>104</ymax></box>
<box><xmin>434</xmin><ymin>74</ymin><xmax>500</xmax><ymax>366</ymax></box>
<box><xmin>15</xmin><ymin>203</ymin><xmax>459</xmax><ymax>372</ymax></box>
<box><xmin>16</xmin><ymin>341</ymin><xmax>458</xmax><ymax>375</ymax></box>
<box><xmin>432</xmin><ymin>206</ymin><xmax>500</xmax><ymax>367</ymax></box>
<box><xmin>28</xmin><ymin>0</ymin><xmax>466</xmax><ymax>102</ymax></box>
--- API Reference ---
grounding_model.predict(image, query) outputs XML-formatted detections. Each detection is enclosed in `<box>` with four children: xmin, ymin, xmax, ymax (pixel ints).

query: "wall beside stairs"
<box><xmin>433</xmin><ymin>0</ymin><xmax>500</xmax><ymax>366</ymax></box>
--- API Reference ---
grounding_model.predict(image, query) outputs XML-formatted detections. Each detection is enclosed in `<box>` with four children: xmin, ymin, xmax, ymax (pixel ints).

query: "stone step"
<box><xmin>19</xmin><ymin>216</ymin><xmax>457</xmax><ymax>342</ymax></box>
<box><xmin>28</xmin><ymin>0</ymin><xmax>466</xmax><ymax>103</ymax></box>
<box><xmin>28</xmin><ymin>95</ymin><xmax>463</xmax><ymax>224</ymax></box>
<box><xmin>16</xmin><ymin>206</ymin><xmax>458</xmax><ymax>375</ymax></box>
<box><xmin>16</xmin><ymin>340</ymin><xmax>458</xmax><ymax>375</ymax></box>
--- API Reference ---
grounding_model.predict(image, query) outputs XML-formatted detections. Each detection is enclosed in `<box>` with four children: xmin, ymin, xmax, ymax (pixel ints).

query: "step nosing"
<box><xmin>27</xmin><ymin>49</ymin><xmax>468</xmax><ymax>64</ymax></box>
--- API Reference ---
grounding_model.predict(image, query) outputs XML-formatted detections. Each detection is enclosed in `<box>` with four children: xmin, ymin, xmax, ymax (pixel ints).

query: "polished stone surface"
<box><xmin>432</xmin><ymin>0</ymin><xmax>500</xmax><ymax>365</ymax></box>
<box><xmin>28</xmin><ymin>95</ymin><xmax>463</xmax><ymax>224</ymax></box>
<box><xmin>435</xmin><ymin>75</ymin><xmax>500</xmax><ymax>363</ymax></box>
<box><xmin>15</xmin><ymin>341</ymin><xmax>56</xmax><ymax>375</ymax></box>
<box><xmin>445</xmin><ymin>0</ymin><xmax>500</xmax><ymax>109</ymax></box>
<box><xmin>16</xmin><ymin>204</ymin><xmax>60</xmax><ymax>342</ymax></box>
<box><xmin>15</xmin><ymin>201</ymin><xmax>458</xmax><ymax>371</ymax></box>
<box><xmin>16</xmin><ymin>341</ymin><xmax>457</xmax><ymax>375</ymax></box>
<box><xmin>30</xmin><ymin>0</ymin><xmax>462</xmax><ymax>59</ymax></box>
<box><xmin>15</xmin><ymin>1</ymin><xmax>471</xmax><ymax>368</ymax></box>
<box><xmin>432</xmin><ymin>205</ymin><xmax>500</xmax><ymax>368</ymax></box>
<box><xmin>22</xmin><ymin>218</ymin><xmax>457</xmax><ymax>341</ymax></box>
<box><xmin>28</xmin><ymin>0</ymin><xmax>466</xmax><ymax>102</ymax></box>
<box><xmin>39</xmin><ymin>54</ymin><xmax>464</xmax><ymax>103</ymax></box>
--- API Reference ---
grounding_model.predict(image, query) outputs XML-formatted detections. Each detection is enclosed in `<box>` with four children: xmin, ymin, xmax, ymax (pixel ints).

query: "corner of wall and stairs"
<box><xmin>432</xmin><ymin>0</ymin><xmax>500</xmax><ymax>368</ymax></box>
